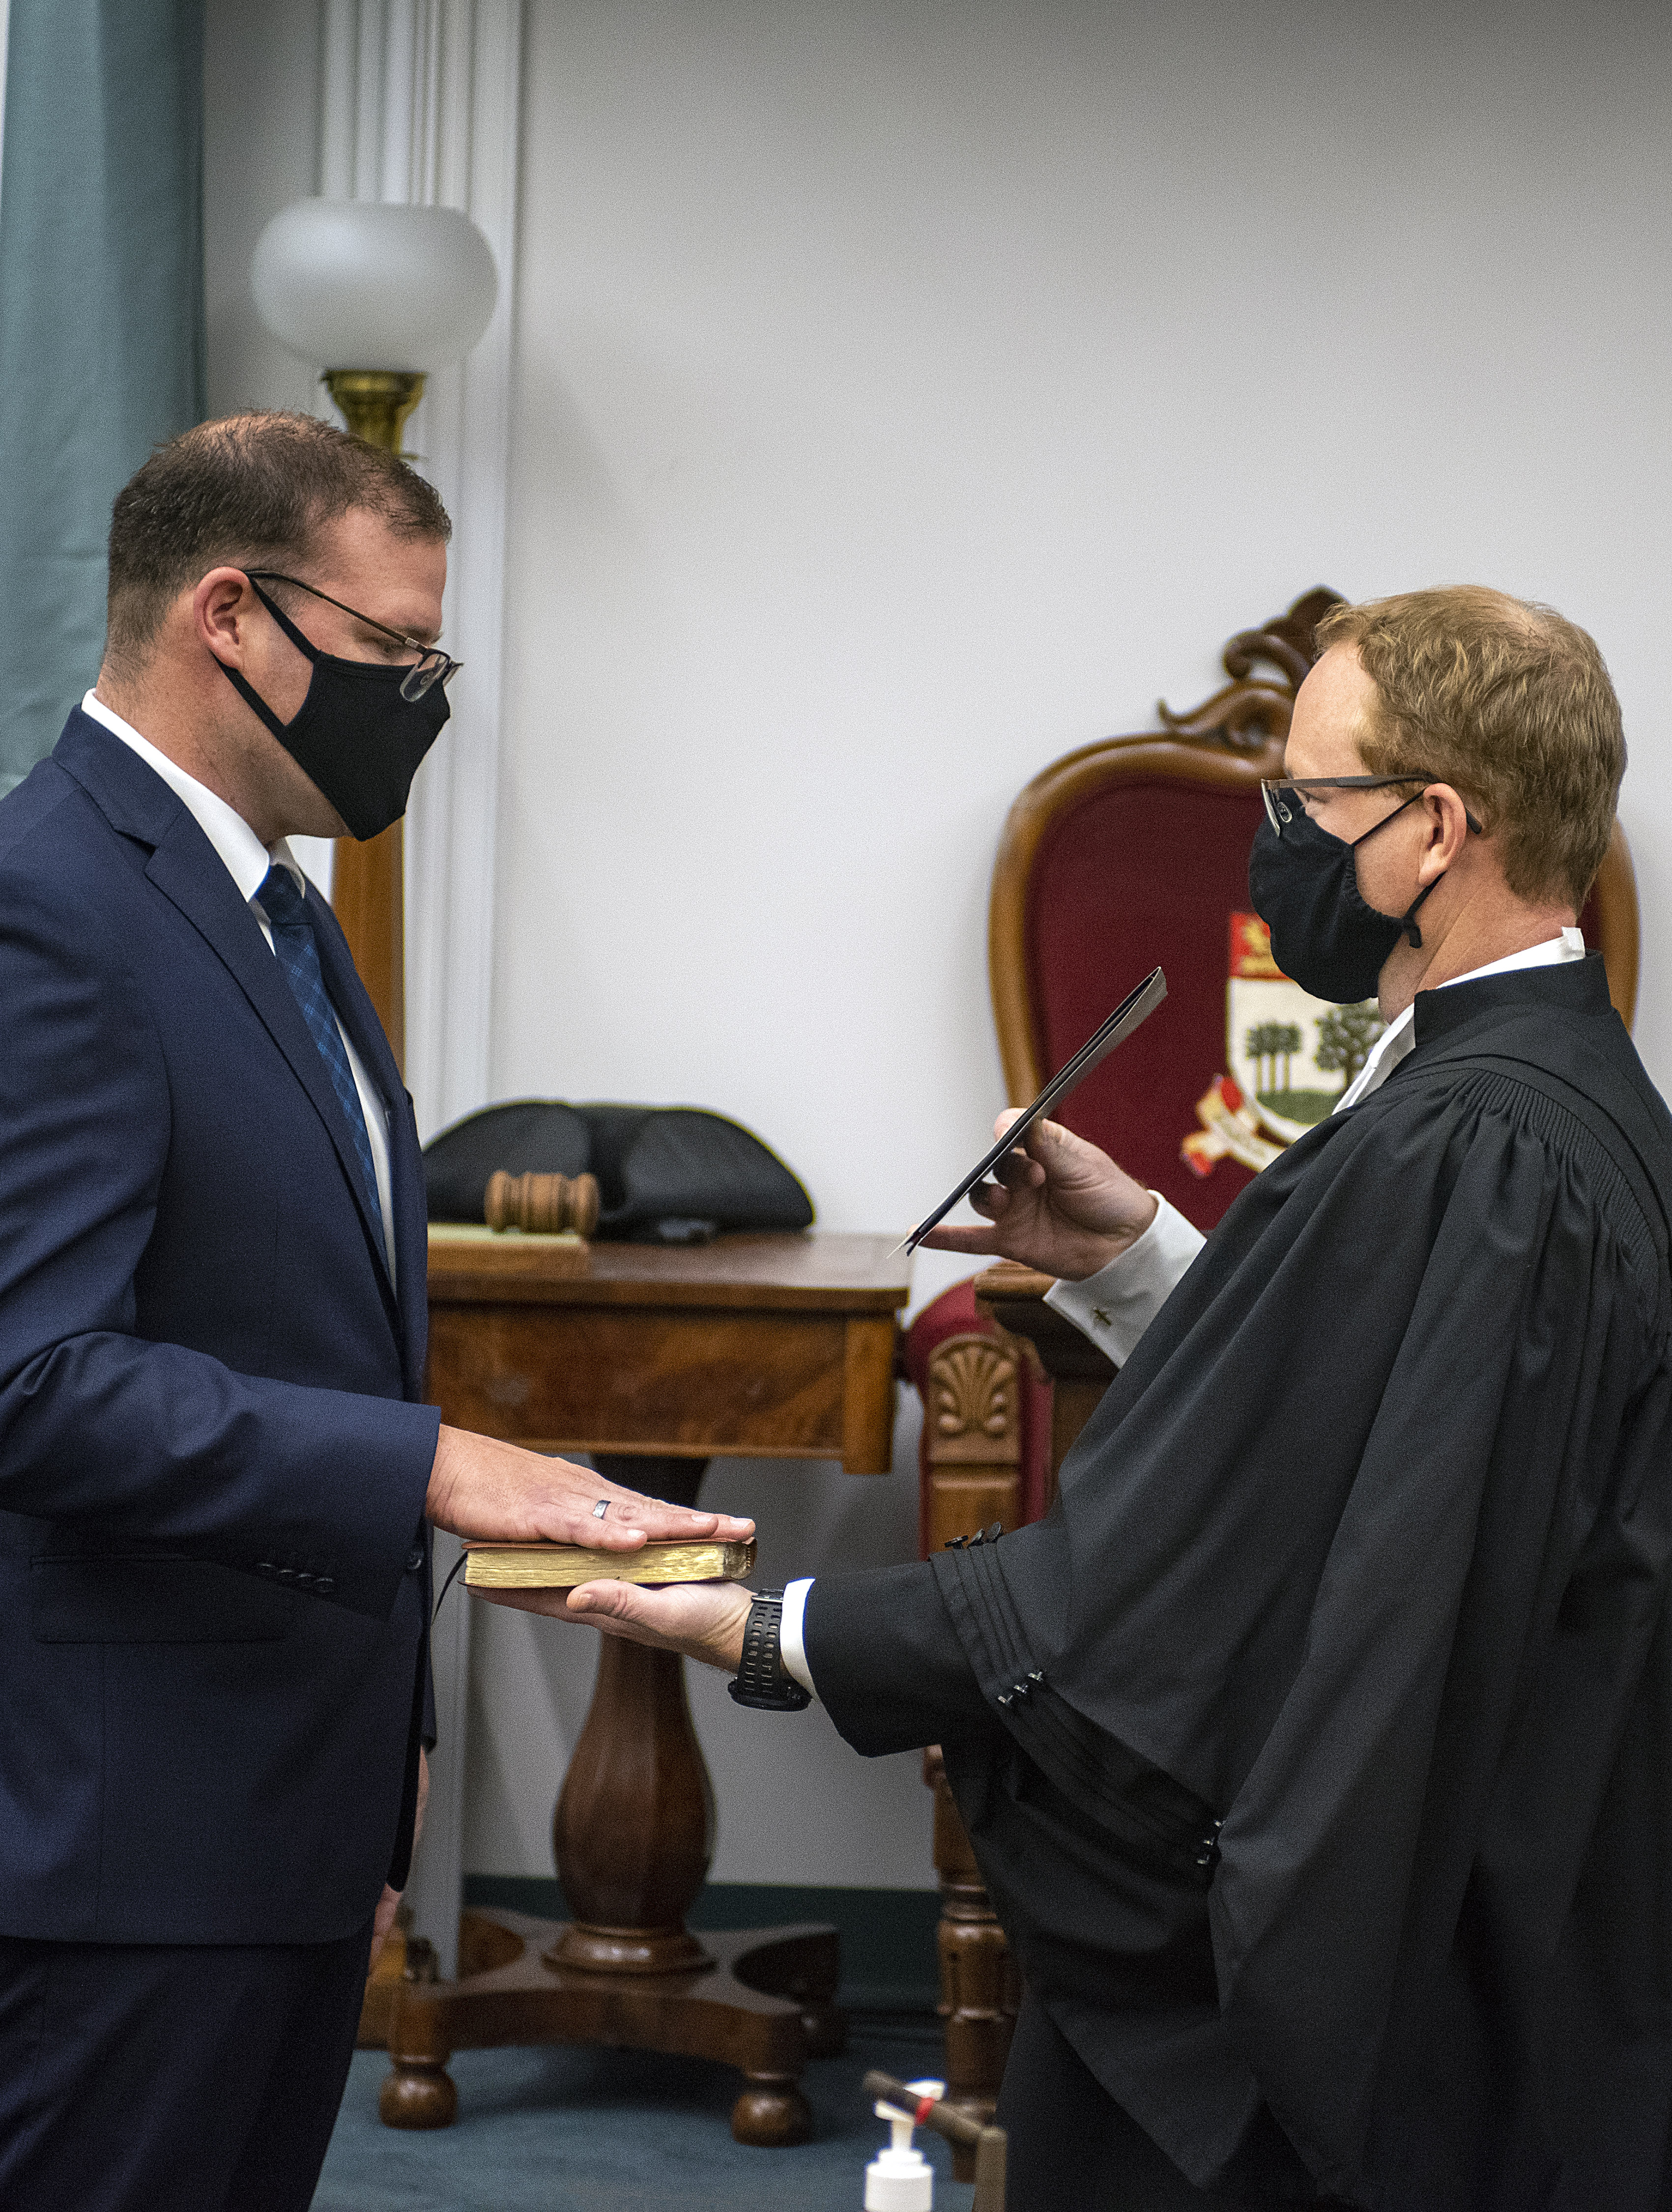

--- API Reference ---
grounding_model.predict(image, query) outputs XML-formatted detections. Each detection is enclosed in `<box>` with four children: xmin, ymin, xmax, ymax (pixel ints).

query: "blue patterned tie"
<box><xmin>257</xmin><ymin>864</ymin><xmax>383</xmax><ymax>1231</ymax></box>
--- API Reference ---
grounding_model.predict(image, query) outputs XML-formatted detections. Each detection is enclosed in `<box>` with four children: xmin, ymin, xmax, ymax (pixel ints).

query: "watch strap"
<box><xmin>728</xmin><ymin>1588</ymin><xmax>812</xmax><ymax>1711</ymax></box>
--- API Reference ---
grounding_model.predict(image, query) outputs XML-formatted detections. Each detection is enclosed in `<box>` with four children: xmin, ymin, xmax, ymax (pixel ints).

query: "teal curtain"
<box><xmin>0</xmin><ymin>0</ymin><xmax>205</xmax><ymax>793</ymax></box>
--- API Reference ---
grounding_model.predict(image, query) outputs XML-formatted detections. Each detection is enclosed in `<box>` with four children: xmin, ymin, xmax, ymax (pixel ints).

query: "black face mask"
<box><xmin>1247</xmin><ymin>793</ymin><xmax>1437</xmax><ymax>1003</ymax></box>
<box><xmin>217</xmin><ymin>580</ymin><xmax>450</xmax><ymax>840</ymax></box>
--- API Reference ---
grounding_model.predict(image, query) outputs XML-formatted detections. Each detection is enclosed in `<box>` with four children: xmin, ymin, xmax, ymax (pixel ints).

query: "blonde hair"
<box><xmin>1315</xmin><ymin>585</ymin><xmax>1623</xmax><ymax>909</ymax></box>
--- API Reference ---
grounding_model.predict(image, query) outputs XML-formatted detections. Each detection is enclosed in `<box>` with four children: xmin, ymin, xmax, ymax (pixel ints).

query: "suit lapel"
<box><xmin>52</xmin><ymin>711</ymin><xmax>401</xmax><ymax>1336</ymax></box>
<box><xmin>310</xmin><ymin>894</ymin><xmax>431</xmax><ymax>1392</ymax></box>
<box><xmin>143</xmin><ymin>819</ymin><xmax>401</xmax><ymax>1323</ymax></box>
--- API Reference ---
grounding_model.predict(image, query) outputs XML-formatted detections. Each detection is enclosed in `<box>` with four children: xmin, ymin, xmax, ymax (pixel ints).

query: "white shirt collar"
<box><xmin>1335</xmin><ymin>927</ymin><xmax>1588</xmax><ymax>1114</ymax></box>
<box><xmin>80</xmin><ymin>691</ymin><xmax>303</xmax><ymax>903</ymax></box>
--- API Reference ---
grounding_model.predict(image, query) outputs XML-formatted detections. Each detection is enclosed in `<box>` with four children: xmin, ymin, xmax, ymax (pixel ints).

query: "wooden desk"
<box><xmin>381</xmin><ymin>1231</ymin><xmax>910</xmax><ymax>2146</ymax></box>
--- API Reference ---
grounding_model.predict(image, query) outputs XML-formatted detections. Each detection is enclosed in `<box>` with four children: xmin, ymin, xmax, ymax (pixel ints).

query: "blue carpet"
<box><xmin>317</xmin><ymin>2011</ymin><xmax>977</xmax><ymax>2211</ymax></box>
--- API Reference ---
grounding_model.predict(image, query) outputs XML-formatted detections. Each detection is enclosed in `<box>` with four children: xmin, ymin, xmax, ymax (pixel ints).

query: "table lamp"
<box><xmin>250</xmin><ymin>198</ymin><xmax>498</xmax><ymax>1066</ymax></box>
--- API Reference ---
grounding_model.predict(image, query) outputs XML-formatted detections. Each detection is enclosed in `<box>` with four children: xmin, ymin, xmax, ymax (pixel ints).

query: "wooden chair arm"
<box><xmin>921</xmin><ymin>1330</ymin><xmax>1024</xmax><ymax>1555</ymax></box>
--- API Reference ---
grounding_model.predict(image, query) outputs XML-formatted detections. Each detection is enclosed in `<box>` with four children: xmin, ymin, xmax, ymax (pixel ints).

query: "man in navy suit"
<box><xmin>0</xmin><ymin>411</ymin><xmax>752</xmax><ymax>2212</ymax></box>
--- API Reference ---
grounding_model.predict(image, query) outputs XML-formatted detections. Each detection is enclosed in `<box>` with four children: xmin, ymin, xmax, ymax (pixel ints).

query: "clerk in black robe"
<box><xmin>495</xmin><ymin>589</ymin><xmax>1672</xmax><ymax>2211</ymax></box>
<box><xmin>812</xmin><ymin>948</ymin><xmax>1672</xmax><ymax>2208</ymax></box>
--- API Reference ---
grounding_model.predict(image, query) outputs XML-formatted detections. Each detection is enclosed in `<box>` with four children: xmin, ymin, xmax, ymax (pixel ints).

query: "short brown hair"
<box><xmin>105</xmin><ymin>410</ymin><xmax>452</xmax><ymax>673</ymax></box>
<box><xmin>1315</xmin><ymin>585</ymin><xmax>1623</xmax><ymax>909</ymax></box>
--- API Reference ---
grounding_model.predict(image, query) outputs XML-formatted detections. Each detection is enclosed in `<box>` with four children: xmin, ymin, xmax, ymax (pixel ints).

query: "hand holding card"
<box><xmin>897</xmin><ymin>966</ymin><xmax>1166</xmax><ymax>1256</ymax></box>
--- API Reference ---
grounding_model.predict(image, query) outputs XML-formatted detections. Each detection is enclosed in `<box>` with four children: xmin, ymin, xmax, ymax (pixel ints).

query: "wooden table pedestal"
<box><xmin>380</xmin><ymin>1452</ymin><xmax>843</xmax><ymax>2144</ymax></box>
<box><xmin>378</xmin><ymin>1230</ymin><xmax>908</xmax><ymax>2142</ymax></box>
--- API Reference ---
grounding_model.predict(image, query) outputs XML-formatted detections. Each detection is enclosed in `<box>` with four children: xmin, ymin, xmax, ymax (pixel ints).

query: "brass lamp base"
<box><xmin>323</xmin><ymin>369</ymin><xmax>427</xmax><ymax>456</ymax></box>
<box><xmin>317</xmin><ymin>366</ymin><xmax>427</xmax><ymax>1075</ymax></box>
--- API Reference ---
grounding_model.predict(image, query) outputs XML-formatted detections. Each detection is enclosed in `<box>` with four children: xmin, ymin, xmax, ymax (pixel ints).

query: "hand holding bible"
<box><xmin>425</xmin><ymin>1427</ymin><xmax>755</xmax><ymax>1550</ymax></box>
<box><xmin>479</xmin><ymin>1576</ymin><xmax>753</xmax><ymax>1673</ymax></box>
<box><xmin>916</xmin><ymin>1110</ymin><xmax>1158</xmax><ymax>1281</ymax></box>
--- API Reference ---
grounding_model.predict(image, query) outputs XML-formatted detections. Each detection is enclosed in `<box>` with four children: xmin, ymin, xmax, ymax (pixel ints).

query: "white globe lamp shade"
<box><xmin>251</xmin><ymin>199</ymin><xmax>497</xmax><ymax>372</ymax></box>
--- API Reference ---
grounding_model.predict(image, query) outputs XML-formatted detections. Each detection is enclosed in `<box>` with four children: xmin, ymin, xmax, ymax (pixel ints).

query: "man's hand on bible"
<box><xmin>425</xmin><ymin>1429</ymin><xmax>755</xmax><ymax>1550</ymax></box>
<box><xmin>916</xmin><ymin>1111</ymin><xmax>1157</xmax><ymax>1280</ymax></box>
<box><xmin>479</xmin><ymin>1578</ymin><xmax>754</xmax><ymax>1673</ymax></box>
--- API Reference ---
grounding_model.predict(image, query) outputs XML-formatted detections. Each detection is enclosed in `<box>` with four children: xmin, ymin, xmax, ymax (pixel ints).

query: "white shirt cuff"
<box><xmin>1043</xmin><ymin>1194</ymin><xmax>1205</xmax><ymax>1366</ymax></box>
<box><xmin>778</xmin><ymin>1577</ymin><xmax>817</xmax><ymax>1697</ymax></box>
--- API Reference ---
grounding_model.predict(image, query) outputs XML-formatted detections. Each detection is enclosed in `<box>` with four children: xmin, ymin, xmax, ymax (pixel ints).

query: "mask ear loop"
<box><xmin>213</xmin><ymin>577</ymin><xmax>321</xmax><ymax>741</ymax></box>
<box><xmin>1393</xmin><ymin>879</ymin><xmax>1439</xmax><ymax>950</ymax></box>
<box><xmin>245</xmin><ymin>577</ymin><xmax>322</xmax><ymax>659</ymax></box>
<box><xmin>1349</xmin><ymin>788</ymin><xmax>1483</xmax><ymax>951</ymax></box>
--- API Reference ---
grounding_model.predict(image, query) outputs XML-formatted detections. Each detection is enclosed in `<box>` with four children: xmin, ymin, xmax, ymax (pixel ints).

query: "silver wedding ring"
<box><xmin>592</xmin><ymin>1499</ymin><xmax>610</xmax><ymax>1519</ymax></box>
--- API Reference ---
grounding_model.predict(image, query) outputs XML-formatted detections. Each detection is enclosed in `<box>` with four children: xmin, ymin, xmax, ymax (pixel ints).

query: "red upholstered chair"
<box><xmin>911</xmin><ymin>592</ymin><xmax>1344</xmax><ymax>1572</ymax></box>
<box><xmin>912</xmin><ymin>588</ymin><xmax>1642</xmax><ymax>2149</ymax></box>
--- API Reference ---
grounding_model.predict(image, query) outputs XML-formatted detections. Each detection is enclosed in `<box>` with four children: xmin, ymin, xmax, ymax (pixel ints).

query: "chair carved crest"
<box><xmin>1155</xmin><ymin>585</ymin><xmax>1345</xmax><ymax>752</ymax></box>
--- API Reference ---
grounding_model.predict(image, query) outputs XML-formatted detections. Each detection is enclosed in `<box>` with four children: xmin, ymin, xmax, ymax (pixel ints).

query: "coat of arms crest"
<box><xmin>1182</xmin><ymin>913</ymin><xmax>1383</xmax><ymax>1178</ymax></box>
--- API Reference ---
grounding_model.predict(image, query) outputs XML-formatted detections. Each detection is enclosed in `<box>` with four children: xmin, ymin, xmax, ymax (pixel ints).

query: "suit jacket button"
<box><xmin>406</xmin><ymin>1544</ymin><xmax>426</xmax><ymax>1573</ymax></box>
<box><xmin>277</xmin><ymin>1567</ymin><xmax>295</xmax><ymax>1580</ymax></box>
<box><xmin>315</xmin><ymin>1577</ymin><xmax>335</xmax><ymax>1595</ymax></box>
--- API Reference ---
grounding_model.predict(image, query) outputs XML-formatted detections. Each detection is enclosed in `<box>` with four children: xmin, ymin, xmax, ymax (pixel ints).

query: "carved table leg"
<box><xmin>380</xmin><ymin>1969</ymin><xmax>457</xmax><ymax>2128</ymax></box>
<box><xmin>733</xmin><ymin>2071</ymin><xmax>813</xmax><ymax>2144</ymax></box>
<box><xmin>926</xmin><ymin>1747</ymin><xmax>1018</xmax><ymax>2183</ymax></box>
<box><xmin>379</xmin><ymin>1453</ymin><xmax>836</xmax><ymax>2142</ymax></box>
<box><xmin>548</xmin><ymin>1453</ymin><xmax>717</xmax><ymax>1976</ymax></box>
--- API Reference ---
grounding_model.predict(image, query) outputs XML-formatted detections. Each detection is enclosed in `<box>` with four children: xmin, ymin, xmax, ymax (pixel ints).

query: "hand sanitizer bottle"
<box><xmin>865</xmin><ymin>2077</ymin><xmax>944</xmax><ymax>2211</ymax></box>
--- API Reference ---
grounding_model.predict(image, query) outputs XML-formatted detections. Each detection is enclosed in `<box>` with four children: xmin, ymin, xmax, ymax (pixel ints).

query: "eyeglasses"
<box><xmin>245</xmin><ymin>571</ymin><xmax>461</xmax><ymax>701</ymax></box>
<box><xmin>1261</xmin><ymin>774</ymin><xmax>1482</xmax><ymax>838</ymax></box>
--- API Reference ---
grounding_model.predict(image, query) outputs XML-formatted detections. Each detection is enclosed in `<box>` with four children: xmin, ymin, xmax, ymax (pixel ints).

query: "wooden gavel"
<box><xmin>484</xmin><ymin>1169</ymin><xmax>601</xmax><ymax>1238</ymax></box>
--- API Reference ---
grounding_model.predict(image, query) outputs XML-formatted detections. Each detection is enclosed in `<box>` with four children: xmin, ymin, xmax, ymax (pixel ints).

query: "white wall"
<box><xmin>207</xmin><ymin>0</ymin><xmax>1672</xmax><ymax>1895</ymax></box>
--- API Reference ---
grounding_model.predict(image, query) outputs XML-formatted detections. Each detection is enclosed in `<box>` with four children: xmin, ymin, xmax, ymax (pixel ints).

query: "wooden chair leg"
<box><xmin>925</xmin><ymin>1748</ymin><xmax>1018</xmax><ymax>2183</ymax></box>
<box><xmin>379</xmin><ymin>1944</ymin><xmax>457</xmax><ymax>2129</ymax></box>
<box><xmin>917</xmin><ymin>1327</ymin><xmax>1025</xmax><ymax>2178</ymax></box>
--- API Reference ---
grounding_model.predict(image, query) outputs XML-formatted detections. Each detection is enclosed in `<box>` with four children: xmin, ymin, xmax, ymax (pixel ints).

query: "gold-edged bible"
<box><xmin>463</xmin><ymin>1539</ymin><xmax>756</xmax><ymax>1590</ymax></box>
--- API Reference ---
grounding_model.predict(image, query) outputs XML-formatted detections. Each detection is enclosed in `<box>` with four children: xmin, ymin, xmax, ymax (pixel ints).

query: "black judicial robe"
<box><xmin>807</xmin><ymin>955</ymin><xmax>1672</xmax><ymax>2208</ymax></box>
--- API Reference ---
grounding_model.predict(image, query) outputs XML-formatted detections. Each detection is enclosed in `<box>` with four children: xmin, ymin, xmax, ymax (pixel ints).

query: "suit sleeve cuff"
<box><xmin>1043</xmin><ymin>1194</ymin><xmax>1205</xmax><ymax>1365</ymax></box>
<box><xmin>779</xmin><ymin>1576</ymin><xmax>816</xmax><ymax>1697</ymax></box>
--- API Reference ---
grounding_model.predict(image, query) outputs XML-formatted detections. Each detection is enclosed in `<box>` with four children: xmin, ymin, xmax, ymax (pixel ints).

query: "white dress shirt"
<box><xmin>781</xmin><ymin>928</ymin><xmax>1589</xmax><ymax>1699</ymax></box>
<box><xmin>81</xmin><ymin>691</ymin><xmax>398</xmax><ymax>1284</ymax></box>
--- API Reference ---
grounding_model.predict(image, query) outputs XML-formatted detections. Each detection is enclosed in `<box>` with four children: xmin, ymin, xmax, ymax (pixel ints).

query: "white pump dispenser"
<box><xmin>864</xmin><ymin>2076</ymin><xmax>944</xmax><ymax>2211</ymax></box>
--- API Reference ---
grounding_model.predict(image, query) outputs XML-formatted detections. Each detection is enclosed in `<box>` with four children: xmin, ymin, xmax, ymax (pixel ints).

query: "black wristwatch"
<box><xmin>727</xmin><ymin>1588</ymin><xmax>812</xmax><ymax>1711</ymax></box>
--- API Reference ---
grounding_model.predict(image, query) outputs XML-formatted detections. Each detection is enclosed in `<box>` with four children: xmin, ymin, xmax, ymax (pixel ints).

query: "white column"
<box><xmin>317</xmin><ymin>0</ymin><xmax>522</xmax><ymax>1977</ymax></box>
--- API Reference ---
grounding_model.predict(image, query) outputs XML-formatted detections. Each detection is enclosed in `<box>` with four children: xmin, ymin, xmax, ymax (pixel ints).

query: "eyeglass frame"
<box><xmin>1261</xmin><ymin>773</ymin><xmax>1483</xmax><ymax>838</ymax></box>
<box><xmin>243</xmin><ymin>570</ymin><xmax>461</xmax><ymax>702</ymax></box>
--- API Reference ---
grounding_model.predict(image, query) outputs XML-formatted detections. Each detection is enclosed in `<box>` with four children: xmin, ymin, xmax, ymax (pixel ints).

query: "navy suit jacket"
<box><xmin>0</xmin><ymin>711</ymin><xmax>441</xmax><ymax>1945</ymax></box>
